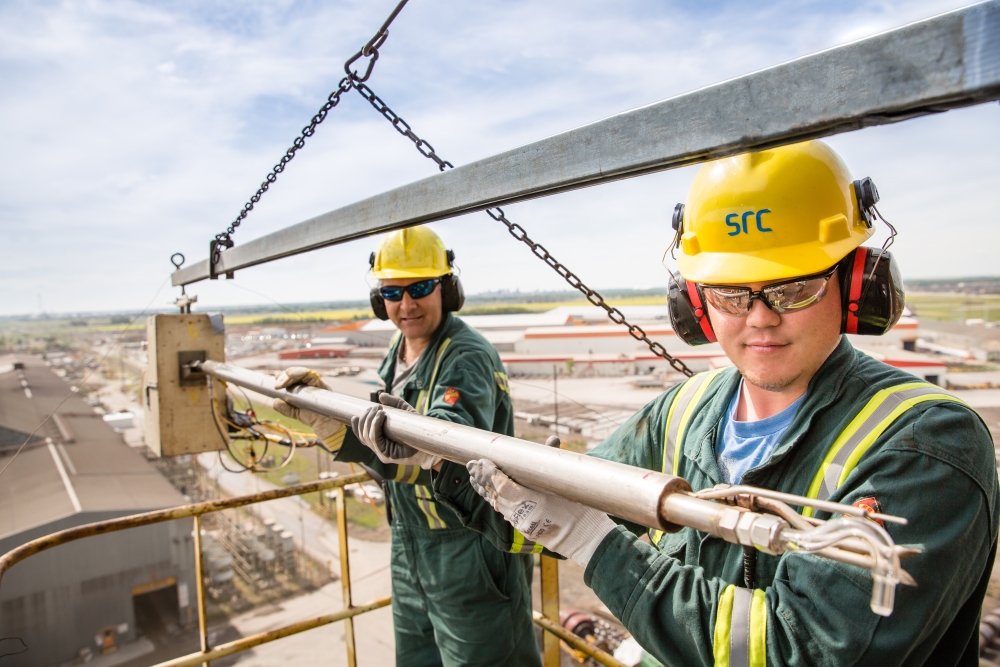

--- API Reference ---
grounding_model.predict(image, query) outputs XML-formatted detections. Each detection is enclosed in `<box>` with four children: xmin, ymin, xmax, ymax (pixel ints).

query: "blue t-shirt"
<box><xmin>716</xmin><ymin>382</ymin><xmax>805</xmax><ymax>485</ymax></box>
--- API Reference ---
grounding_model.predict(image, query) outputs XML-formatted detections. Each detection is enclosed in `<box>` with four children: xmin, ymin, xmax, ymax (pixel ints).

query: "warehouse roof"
<box><xmin>0</xmin><ymin>355</ymin><xmax>184</xmax><ymax>541</ymax></box>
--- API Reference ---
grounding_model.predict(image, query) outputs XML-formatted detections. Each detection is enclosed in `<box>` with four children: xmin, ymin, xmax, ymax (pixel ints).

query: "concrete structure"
<box><xmin>0</xmin><ymin>356</ymin><xmax>194</xmax><ymax>667</ymax></box>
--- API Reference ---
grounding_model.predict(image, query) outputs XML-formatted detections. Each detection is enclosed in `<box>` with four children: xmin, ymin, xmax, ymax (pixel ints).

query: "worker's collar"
<box><xmin>386</xmin><ymin>312</ymin><xmax>456</xmax><ymax>378</ymax></box>
<box><xmin>683</xmin><ymin>336</ymin><xmax>857</xmax><ymax>484</ymax></box>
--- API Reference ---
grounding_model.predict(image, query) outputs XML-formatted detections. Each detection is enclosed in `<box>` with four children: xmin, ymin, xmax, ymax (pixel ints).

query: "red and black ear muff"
<box><xmin>667</xmin><ymin>274</ymin><xmax>717</xmax><ymax>346</ymax></box>
<box><xmin>838</xmin><ymin>246</ymin><xmax>905</xmax><ymax>336</ymax></box>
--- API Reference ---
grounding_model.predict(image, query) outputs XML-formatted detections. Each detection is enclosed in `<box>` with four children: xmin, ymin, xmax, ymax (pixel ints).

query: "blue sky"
<box><xmin>1</xmin><ymin>0</ymin><xmax>997</xmax><ymax>316</ymax></box>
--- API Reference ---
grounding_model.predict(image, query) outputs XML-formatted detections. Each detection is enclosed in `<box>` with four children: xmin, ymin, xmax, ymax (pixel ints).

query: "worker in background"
<box><xmin>271</xmin><ymin>226</ymin><xmax>541</xmax><ymax>667</ymax></box>
<box><xmin>460</xmin><ymin>141</ymin><xmax>998</xmax><ymax>666</ymax></box>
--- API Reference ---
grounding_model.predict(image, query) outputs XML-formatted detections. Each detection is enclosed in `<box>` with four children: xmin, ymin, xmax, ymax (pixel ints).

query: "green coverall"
<box><xmin>334</xmin><ymin>313</ymin><xmax>541</xmax><ymax>667</ymax></box>
<box><xmin>435</xmin><ymin>338</ymin><xmax>999</xmax><ymax>666</ymax></box>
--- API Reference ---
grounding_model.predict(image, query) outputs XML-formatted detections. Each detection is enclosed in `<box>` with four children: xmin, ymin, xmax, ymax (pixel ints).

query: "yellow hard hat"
<box><xmin>369</xmin><ymin>226</ymin><xmax>453</xmax><ymax>279</ymax></box>
<box><xmin>675</xmin><ymin>140</ymin><xmax>875</xmax><ymax>284</ymax></box>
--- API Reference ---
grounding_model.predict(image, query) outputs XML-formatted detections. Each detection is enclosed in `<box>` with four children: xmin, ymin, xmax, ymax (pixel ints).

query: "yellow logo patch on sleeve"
<box><xmin>443</xmin><ymin>387</ymin><xmax>460</xmax><ymax>405</ymax></box>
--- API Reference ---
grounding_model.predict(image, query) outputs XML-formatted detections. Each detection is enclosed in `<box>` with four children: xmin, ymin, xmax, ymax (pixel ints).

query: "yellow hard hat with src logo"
<box><xmin>674</xmin><ymin>140</ymin><xmax>876</xmax><ymax>284</ymax></box>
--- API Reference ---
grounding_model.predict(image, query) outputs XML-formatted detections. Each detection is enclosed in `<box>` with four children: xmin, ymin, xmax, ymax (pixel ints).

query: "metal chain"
<box><xmin>211</xmin><ymin>0</ymin><xmax>412</xmax><ymax>270</ymax></box>
<box><xmin>485</xmin><ymin>207</ymin><xmax>695</xmax><ymax>377</ymax></box>
<box><xmin>351</xmin><ymin>84</ymin><xmax>695</xmax><ymax>377</ymax></box>
<box><xmin>354</xmin><ymin>82</ymin><xmax>453</xmax><ymax>171</ymax></box>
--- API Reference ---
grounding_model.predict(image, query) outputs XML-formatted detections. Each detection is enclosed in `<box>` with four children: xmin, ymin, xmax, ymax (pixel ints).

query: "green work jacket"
<box><xmin>585</xmin><ymin>337</ymin><xmax>998</xmax><ymax>667</ymax></box>
<box><xmin>334</xmin><ymin>313</ymin><xmax>519</xmax><ymax>533</ymax></box>
<box><xmin>585</xmin><ymin>338</ymin><xmax>1000</xmax><ymax>667</ymax></box>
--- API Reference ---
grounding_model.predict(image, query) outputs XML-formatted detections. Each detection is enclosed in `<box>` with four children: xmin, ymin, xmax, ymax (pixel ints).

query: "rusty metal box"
<box><xmin>143</xmin><ymin>314</ymin><xmax>226</xmax><ymax>457</ymax></box>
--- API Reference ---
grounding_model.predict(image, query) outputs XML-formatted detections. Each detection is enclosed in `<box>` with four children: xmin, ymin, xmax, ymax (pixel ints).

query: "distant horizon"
<box><xmin>2</xmin><ymin>276</ymin><xmax>999</xmax><ymax>322</ymax></box>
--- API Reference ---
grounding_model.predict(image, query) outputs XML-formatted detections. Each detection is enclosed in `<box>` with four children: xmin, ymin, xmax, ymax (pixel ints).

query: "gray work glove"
<box><xmin>351</xmin><ymin>393</ymin><xmax>441</xmax><ymax>469</ymax></box>
<box><xmin>271</xmin><ymin>367</ymin><xmax>346</xmax><ymax>444</ymax></box>
<box><xmin>468</xmin><ymin>458</ymin><xmax>617</xmax><ymax>567</ymax></box>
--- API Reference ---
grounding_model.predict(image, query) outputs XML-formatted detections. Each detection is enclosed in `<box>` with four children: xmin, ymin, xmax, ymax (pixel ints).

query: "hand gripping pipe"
<box><xmin>196</xmin><ymin>361</ymin><xmax>912</xmax><ymax>614</ymax></box>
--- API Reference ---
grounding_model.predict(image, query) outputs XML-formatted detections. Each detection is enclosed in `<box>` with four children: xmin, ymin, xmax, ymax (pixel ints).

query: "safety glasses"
<box><xmin>378</xmin><ymin>278</ymin><xmax>442</xmax><ymax>302</ymax></box>
<box><xmin>699</xmin><ymin>265</ymin><xmax>838</xmax><ymax>316</ymax></box>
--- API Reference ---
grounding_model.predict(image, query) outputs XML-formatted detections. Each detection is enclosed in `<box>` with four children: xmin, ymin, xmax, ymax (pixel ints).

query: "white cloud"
<box><xmin>0</xmin><ymin>0</ymin><xmax>996</xmax><ymax>316</ymax></box>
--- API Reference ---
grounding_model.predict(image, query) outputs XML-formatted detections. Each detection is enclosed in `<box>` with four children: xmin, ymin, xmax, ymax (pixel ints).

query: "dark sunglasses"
<box><xmin>379</xmin><ymin>278</ymin><xmax>442</xmax><ymax>302</ymax></box>
<box><xmin>699</xmin><ymin>265</ymin><xmax>838</xmax><ymax>316</ymax></box>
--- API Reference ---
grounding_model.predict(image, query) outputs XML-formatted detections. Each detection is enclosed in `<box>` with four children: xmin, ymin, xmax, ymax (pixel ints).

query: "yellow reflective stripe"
<box><xmin>651</xmin><ymin>369</ymin><xmax>726</xmax><ymax>547</ymax></box>
<box><xmin>836</xmin><ymin>393</ymin><xmax>961</xmax><ymax>486</ymax></box>
<box><xmin>393</xmin><ymin>465</ymin><xmax>421</xmax><ymax>484</ymax></box>
<box><xmin>802</xmin><ymin>382</ymin><xmax>965</xmax><ymax>517</ymax></box>
<box><xmin>494</xmin><ymin>371</ymin><xmax>510</xmax><ymax>394</ymax></box>
<box><xmin>414</xmin><ymin>485</ymin><xmax>446</xmax><ymax>529</ymax></box>
<box><xmin>713</xmin><ymin>584</ymin><xmax>736</xmax><ymax>667</ymax></box>
<box><xmin>713</xmin><ymin>585</ymin><xmax>766</xmax><ymax>667</ymax></box>
<box><xmin>509</xmin><ymin>530</ymin><xmax>543</xmax><ymax>554</ymax></box>
<box><xmin>321</xmin><ymin>424</ymin><xmax>347</xmax><ymax>452</ymax></box>
<box><xmin>749</xmin><ymin>589</ymin><xmax>767</xmax><ymax>667</ymax></box>
<box><xmin>674</xmin><ymin>368</ymin><xmax>726</xmax><ymax>476</ymax></box>
<box><xmin>510</xmin><ymin>529</ymin><xmax>525</xmax><ymax>553</ymax></box>
<box><xmin>417</xmin><ymin>338</ymin><xmax>452</xmax><ymax>414</ymax></box>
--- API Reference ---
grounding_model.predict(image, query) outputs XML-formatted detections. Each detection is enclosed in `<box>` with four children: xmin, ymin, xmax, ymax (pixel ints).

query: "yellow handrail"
<box><xmin>0</xmin><ymin>472</ymin><xmax>627</xmax><ymax>667</ymax></box>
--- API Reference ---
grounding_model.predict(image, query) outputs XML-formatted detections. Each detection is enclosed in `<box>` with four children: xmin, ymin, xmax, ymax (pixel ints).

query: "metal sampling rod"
<box><xmin>198</xmin><ymin>360</ymin><xmax>690</xmax><ymax>529</ymax></box>
<box><xmin>197</xmin><ymin>360</ymin><xmax>911</xmax><ymax>614</ymax></box>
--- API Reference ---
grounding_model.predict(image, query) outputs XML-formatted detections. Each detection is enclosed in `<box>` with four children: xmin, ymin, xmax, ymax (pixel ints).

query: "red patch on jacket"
<box><xmin>854</xmin><ymin>496</ymin><xmax>884</xmax><ymax>527</ymax></box>
<box><xmin>443</xmin><ymin>387</ymin><xmax>460</xmax><ymax>405</ymax></box>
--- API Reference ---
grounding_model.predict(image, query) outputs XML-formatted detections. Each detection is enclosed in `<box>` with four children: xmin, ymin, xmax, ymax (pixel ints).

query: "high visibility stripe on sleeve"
<box><xmin>321</xmin><ymin>424</ymin><xmax>347</xmax><ymax>452</ymax></box>
<box><xmin>714</xmin><ymin>585</ymin><xmax>767</xmax><ymax>667</ymax></box>
<box><xmin>393</xmin><ymin>465</ymin><xmax>422</xmax><ymax>484</ymax></box>
<box><xmin>494</xmin><ymin>371</ymin><xmax>510</xmax><ymax>394</ymax></box>
<box><xmin>802</xmin><ymin>382</ymin><xmax>966</xmax><ymax>516</ymax></box>
<box><xmin>649</xmin><ymin>369</ymin><xmax>726</xmax><ymax>546</ymax></box>
<box><xmin>508</xmin><ymin>530</ymin><xmax>545</xmax><ymax>554</ymax></box>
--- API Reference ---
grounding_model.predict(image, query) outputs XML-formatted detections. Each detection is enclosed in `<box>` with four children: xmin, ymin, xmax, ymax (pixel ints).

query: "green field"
<box><xmin>905</xmin><ymin>293</ymin><xmax>1000</xmax><ymax>322</ymax></box>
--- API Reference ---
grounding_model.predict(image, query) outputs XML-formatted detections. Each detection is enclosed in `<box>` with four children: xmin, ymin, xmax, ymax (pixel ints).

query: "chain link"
<box><xmin>352</xmin><ymin>85</ymin><xmax>695</xmax><ymax>377</ymax></box>
<box><xmin>486</xmin><ymin>207</ymin><xmax>695</xmax><ymax>377</ymax></box>
<box><xmin>353</xmin><ymin>82</ymin><xmax>453</xmax><ymax>171</ymax></box>
<box><xmin>211</xmin><ymin>0</ymin><xmax>412</xmax><ymax>270</ymax></box>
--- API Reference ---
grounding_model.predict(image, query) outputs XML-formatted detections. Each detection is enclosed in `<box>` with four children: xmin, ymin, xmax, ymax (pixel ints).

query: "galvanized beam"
<box><xmin>174</xmin><ymin>1</ymin><xmax>1000</xmax><ymax>286</ymax></box>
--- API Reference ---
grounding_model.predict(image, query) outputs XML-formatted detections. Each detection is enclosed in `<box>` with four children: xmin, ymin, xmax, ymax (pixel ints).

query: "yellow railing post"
<box><xmin>540</xmin><ymin>555</ymin><xmax>560</xmax><ymax>667</ymax></box>
<box><xmin>336</xmin><ymin>488</ymin><xmax>357</xmax><ymax>667</ymax></box>
<box><xmin>192</xmin><ymin>514</ymin><xmax>210</xmax><ymax>667</ymax></box>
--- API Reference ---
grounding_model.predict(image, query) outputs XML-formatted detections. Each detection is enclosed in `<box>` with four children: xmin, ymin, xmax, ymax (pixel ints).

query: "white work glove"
<box><xmin>271</xmin><ymin>367</ymin><xmax>346</xmax><ymax>442</ymax></box>
<box><xmin>351</xmin><ymin>393</ymin><xmax>442</xmax><ymax>470</ymax></box>
<box><xmin>467</xmin><ymin>458</ymin><xmax>617</xmax><ymax>567</ymax></box>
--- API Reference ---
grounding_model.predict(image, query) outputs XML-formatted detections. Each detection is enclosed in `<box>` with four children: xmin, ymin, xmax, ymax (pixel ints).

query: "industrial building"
<box><xmin>0</xmin><ymin>355</ymin><xmax>195</xmax><ymax>667</ymax></box>
<box><xmin>299</xmin><ymin>303</ymin><xmax>942</xmax><ymax>383</ymax></box>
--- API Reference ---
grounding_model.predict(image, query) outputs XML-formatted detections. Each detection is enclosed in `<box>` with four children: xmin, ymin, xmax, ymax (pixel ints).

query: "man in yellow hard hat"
<box><xmin>272</xmin><ymin>226</ymin><xmax>542</xmax><ymax>667</ymax></box>
<box><xmin>461</xmin><ymin>141</ymin><xmax>998</xmax><ymax>665</ymax></box>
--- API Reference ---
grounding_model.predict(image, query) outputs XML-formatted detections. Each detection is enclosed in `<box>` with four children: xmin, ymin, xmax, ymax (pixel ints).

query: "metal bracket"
<box><xmin>178</xmin><ymin>351</ymin><xmax>208</xmax><ymax>386</ymax></box>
